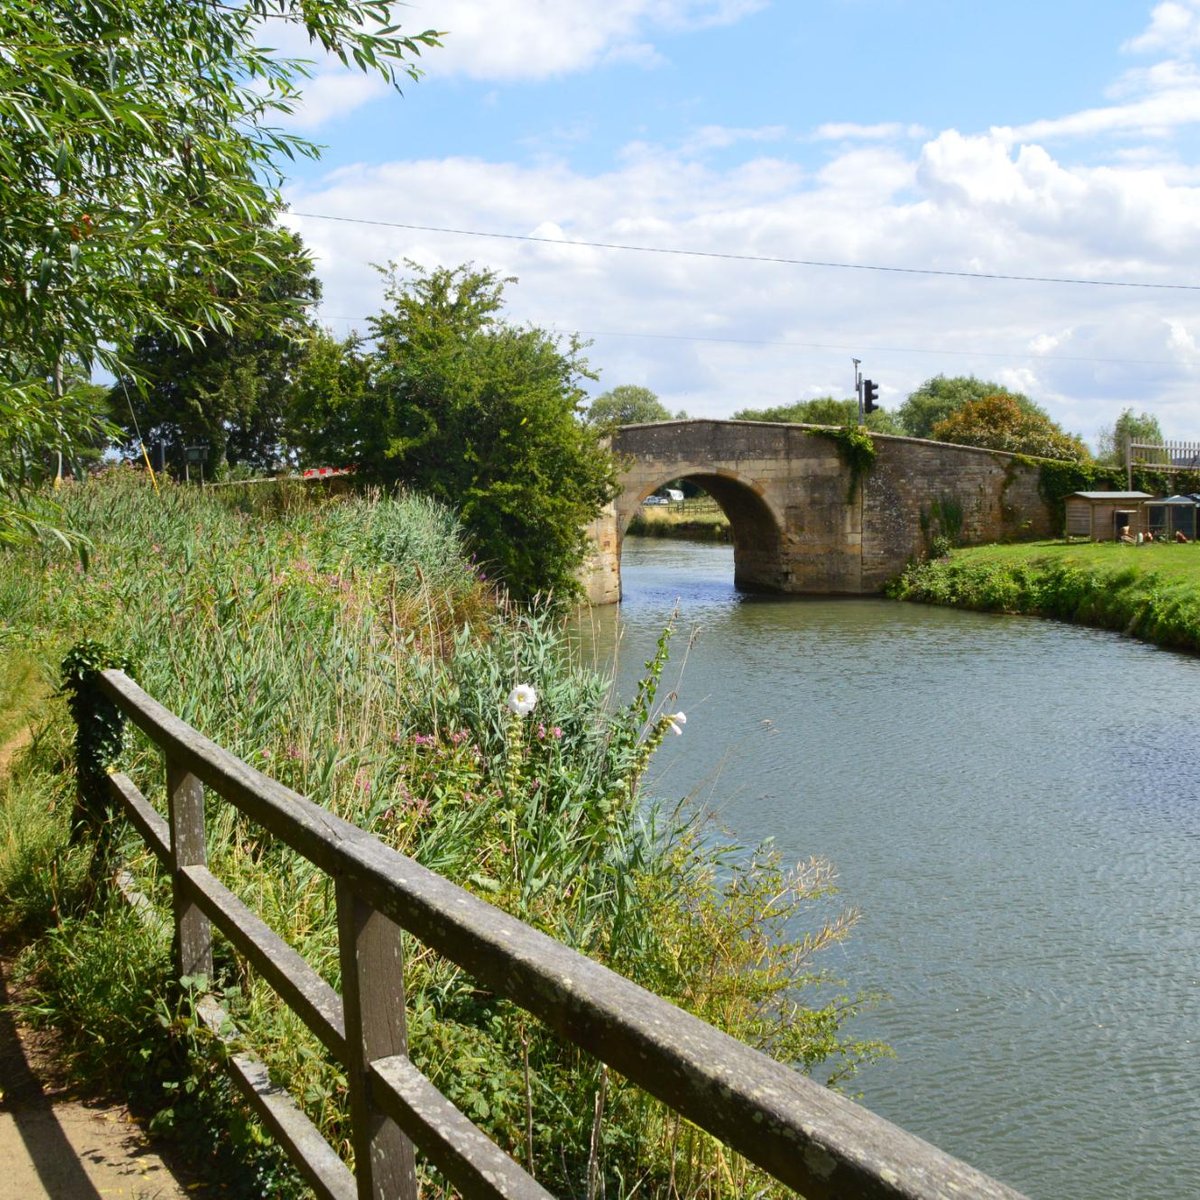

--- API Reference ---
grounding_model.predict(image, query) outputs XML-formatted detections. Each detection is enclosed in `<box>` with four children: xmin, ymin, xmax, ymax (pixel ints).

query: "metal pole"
<box><xmin>853</xmin><ymin>359</ymin><xmax>863</xmax><ymax>425</ymax></box>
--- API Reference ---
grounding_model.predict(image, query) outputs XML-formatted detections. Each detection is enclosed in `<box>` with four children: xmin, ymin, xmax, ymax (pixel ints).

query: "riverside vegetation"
<box><xmin>0</xmin><ymin>472</ymin><xmax>884</xmax><ymax>1198</ymax></box>
<box><xmin>626</xmin><ymin>496</ymin><xmax>732</xmax><ymax>542</ymax></box>
<box><xmin>888</xmin><ymin>540</ymin><xmax>1200</xmax><ymax>655</ymax></box>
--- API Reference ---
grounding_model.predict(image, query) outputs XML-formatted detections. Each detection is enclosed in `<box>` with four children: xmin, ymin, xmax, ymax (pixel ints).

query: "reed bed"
<box><xmin>0</xmin><ymin>472</ymin><xmax>881</xmax><ymax>1198</ymax></box>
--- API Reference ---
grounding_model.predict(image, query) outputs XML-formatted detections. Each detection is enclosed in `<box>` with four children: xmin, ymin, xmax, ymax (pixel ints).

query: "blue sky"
<box><xmin>278</xmin><ymin>1</ymin><xmax>1200</xmax><ymax>447</ymax></box>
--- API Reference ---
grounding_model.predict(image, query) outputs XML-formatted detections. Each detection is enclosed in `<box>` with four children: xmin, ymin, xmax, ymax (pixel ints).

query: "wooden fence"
<box><xmin>81</xmin><ymin>667</ymin><xmax>1027</xmax><ymax>1200</ymax></box>
<box><xmin>1126</xmin><ymin>439</ymin><xmax>1200</xmax><ymax>486</ymax></box>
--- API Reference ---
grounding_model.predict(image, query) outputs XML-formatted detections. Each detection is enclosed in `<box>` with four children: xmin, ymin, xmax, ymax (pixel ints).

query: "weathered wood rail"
<box><xmin>83</xmin><ymin>668</ymin><xmax>1027</xmax><ymax>1200</ymax></box>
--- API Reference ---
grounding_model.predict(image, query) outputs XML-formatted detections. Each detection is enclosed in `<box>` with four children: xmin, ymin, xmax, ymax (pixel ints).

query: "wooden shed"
<box><xmin>1064</xmin><ymin>492</ymin><xmax>1152</xmax><ymax>541</ymax></box>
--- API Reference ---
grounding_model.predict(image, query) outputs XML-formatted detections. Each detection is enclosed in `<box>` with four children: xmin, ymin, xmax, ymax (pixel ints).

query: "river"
<box><xmin>578</xmin><ymin>536</ymin><xmax>1200</xmax><ymax>1200</ymax></box>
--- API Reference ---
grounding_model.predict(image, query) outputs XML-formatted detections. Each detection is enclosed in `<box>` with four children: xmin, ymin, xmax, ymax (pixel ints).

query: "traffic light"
<box><xmin>862</xmin><ymin>379</ymin><xmax>879</xmax><ymax>414</ymax></box>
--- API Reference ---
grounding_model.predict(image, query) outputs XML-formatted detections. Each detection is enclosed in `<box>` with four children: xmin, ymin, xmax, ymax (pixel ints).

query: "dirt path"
<box><xmin>0</xmin><ymin>722</ymin><xmax>32</xmax><ymax>778</ymax></box>
<box><xmin>0</xmin><ymin>955</ymin><xmax>201</xmax><ymax>1200</ymax></box>
<box><xmin>0</xmin><ymin>705</ymin><xmax>206</xmax><ymax>1199</ymax></box>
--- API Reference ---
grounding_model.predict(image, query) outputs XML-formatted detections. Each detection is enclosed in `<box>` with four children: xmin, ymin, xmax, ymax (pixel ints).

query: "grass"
<box><xmin>888</xmin><ymin>538</ymin><xmax>1200</xmax><ymax>654</ymax></box>
<box><xmin>0</xmin><ymin>472</ymin><xmax>883</xmax><ymax>1199</ymax></box>
<box><xmin>627</xmin><ymin>497</ymin><xmax>731</xmax><ymax>542</ymax></box>
<box><xmin>0</xmin><ymin>649</ymin><xmax>50</xmax><ymax>759</ymax></box>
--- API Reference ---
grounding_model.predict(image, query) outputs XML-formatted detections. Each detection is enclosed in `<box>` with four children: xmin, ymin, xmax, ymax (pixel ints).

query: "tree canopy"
<box><xmin>1</xmin><ymin>0</ymin><xmax>438</xmax><ymax>545</ymax></box>
<box><xmin>930</xmin><ymin>395</ymin><xmax>1090</xmax><ymax>461</ymax></box>
<box><xmin>585</xmin><ymin>385</ymin><xmax>673</xmax><ymax>429</ymax></box>
<box><xmin>898</xmin><ymin>376</ymin><xmax>1045</xmax><ymax>439</ymax></box>
<box><xmin>1096</xmin><ymin>408</ymin><xmax>1165</xmax><ymax>465</ymax></box>
<box><xmin>732</xmin><ymin>396</ymin><xmax>903</xmax><ymax>435</ymax></box>
<box><xmin>287</xmin><ymin>264</ymin><xmax>617</xmax><ymax>602</ymax></box>
<box><xmin>110</xmin><ymin>232</ymin><xmax>321</xmax><ymax>476</ymax></box>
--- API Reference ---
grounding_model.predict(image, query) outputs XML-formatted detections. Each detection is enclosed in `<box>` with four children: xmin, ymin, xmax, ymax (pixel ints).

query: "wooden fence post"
<box><xmin>166</xmin><ymin>754</ymin><xmax>213</xmax><ymax>981</ymax></box>
<box><xmin>336</xmin><ymin>878</ymin><xmax>417</xmax><ymax>1200</ymax></box>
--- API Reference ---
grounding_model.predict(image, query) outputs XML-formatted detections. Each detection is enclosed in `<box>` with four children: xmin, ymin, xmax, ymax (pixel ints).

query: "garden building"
<box><xmin>1064</xmin><ymin>492</ymin><xmax>1152</xmax><ymax>541</ymax></box>
<box><xmin>1145</xmin><ymin>495</ymin><xmax>1199</xmax><ymax>540</ymax></box>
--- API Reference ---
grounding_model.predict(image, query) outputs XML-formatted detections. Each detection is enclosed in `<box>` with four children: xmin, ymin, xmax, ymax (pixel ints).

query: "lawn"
<box><xmin>949</xmin><ymin>539</ymin><xmax>1200</xmax><ymax>586</ymax></box>
<box><xmin>889</xmin><ymin>538</ymin><xmax>1200</xmax><ymax>654</ymax></box>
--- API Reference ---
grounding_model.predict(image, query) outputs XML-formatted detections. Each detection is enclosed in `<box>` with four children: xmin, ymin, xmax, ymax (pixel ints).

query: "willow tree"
<box><xmin>0</xmin><ymin>0</ymin><xmax>439</xmax><ymax>543</ymax></box>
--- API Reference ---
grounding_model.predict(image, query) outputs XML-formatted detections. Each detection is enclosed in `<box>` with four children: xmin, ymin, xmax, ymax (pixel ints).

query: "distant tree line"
<box><xmin>730</xmin><ymin>375</ymin><xmax>1157</xmax><ymax>466</ymax></box>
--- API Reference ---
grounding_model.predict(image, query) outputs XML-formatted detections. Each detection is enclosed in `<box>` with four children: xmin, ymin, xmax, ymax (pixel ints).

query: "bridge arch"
<box><xmin>578</xmin><ymin>419</ymin><xmax>1057</xmax><ymax>605</ymax></box>
<box><xmin>622</xmin><ymin>465</ymin><xmax>787</xmax><ymax>593</ymax></box>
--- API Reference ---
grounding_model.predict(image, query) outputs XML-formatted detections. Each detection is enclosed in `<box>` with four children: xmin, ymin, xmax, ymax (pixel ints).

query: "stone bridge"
<box><xmin>581</xmin><ymin>420</ymin><xmax>1055</xmax><ymax>604</ymax></box>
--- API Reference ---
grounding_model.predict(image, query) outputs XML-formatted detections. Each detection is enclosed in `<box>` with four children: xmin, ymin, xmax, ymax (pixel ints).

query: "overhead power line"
<box><xmin>290</xmin><ymin>210</ymin><xmax>1200</xmax><ymax>292</ymax></box>
<box><xmin>315</xmin><ymin>314</ymin><xmax>1189</xmax><ymax>369</ymax></box>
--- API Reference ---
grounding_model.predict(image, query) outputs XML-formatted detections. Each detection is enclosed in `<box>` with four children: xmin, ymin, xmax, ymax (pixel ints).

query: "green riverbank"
<box><xmin>888</xmin><ymin>541</ymin><xmax>1200</xmax><ymax>655</ymax></box>
<box><xmin>627</xmin><ymin>498</ymin><xmax>731</xmax><ymax>542</ymax></box>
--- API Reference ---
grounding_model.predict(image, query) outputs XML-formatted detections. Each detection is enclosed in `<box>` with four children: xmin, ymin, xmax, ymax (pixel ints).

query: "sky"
<box><xmin>276</xmin><ymin>1</ymin><xmax>1200</xmax><ymax>449</ymax></box>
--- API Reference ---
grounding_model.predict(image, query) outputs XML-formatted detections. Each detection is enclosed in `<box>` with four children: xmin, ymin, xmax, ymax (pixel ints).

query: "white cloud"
<box><xmin>283</xmin><ymin>115</ymin><xmax>1200</xmax><ymax>449</ymax></box>
<box><xmin>402</xmin><ymin>0</ymin><xmax>766</xmax><ymax>81</ymax></box>
<box><xmin>680</xmin><ymin>125</ymin><xmax>788</xmax><ymax>154</ymax></box>
<box><xmin>274</xmin><ymin>4</ymin><xmax>1200</xmax><ymax>449</ymax></box>
<box><xmin>812</xmin><ymin>122</ymin><xmax>929</xmax><ymax>142</ymax></box>
<box><xmin>998</xmin><ymin>87</ymin><xmax>1200</xmax><ymax>144</ymax></box>
<box><xmin>257</xmin><ymin>2</ymin><xmax>768</xmax><ymax>127</ymax></box>
<box><xmin>1166</xmin><ymin>318</ymin><xmax>1200</xmax><ymax>359</ymax></box>
<box><xmin>1123</xmin><ymin>0</ymin><xmax>1200</xmax><ymax>54</ymax></box>
<box><xmin>985</xmin><ymin>7</ymin><xmax>1200</xmax><ymax>147</ymax></box>
<box><xmin>279</xmin><ymin>70</ymin><xmax>392</xmax><ymax>130</ymax></box>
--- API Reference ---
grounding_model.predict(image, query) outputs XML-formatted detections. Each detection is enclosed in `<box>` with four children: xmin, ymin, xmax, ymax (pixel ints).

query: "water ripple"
<box><xmin>586</xmin><ymin>539</ymin><xmax>1200</xmax><ymax>1200</ymax></box>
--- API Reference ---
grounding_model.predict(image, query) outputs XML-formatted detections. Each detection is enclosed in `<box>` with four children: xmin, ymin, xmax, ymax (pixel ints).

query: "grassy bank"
<box><xmin>0</xmin><ymin>473</ymin><xmax>880</xmax><ymax>1198</ymax></box>
<box><xmin>888</xmin><ymin>540</ymin><xmax>1200</xmax><ymax>654</ymax></box>
<box><xmin>627</xmin><ymin>497</ymin><xmax>731</xmax><ymax>542</ymax></box>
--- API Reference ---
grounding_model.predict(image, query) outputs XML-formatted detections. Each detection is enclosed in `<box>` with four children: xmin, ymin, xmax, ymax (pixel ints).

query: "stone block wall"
<box><xmin>580</xmin><ymin>421</ymin><xmax>1056</xmax><ymax>602</ymax></box>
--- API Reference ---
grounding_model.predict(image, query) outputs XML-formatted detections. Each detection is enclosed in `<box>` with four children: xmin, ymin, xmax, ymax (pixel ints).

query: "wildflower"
<box><xmin>507</xmin><ymin>684</ymin><xmax>538</xmax><ymax>717</ymax></box>
<box><xmin>537</xmin><ymin>723</ymin><xmax>546</xmax><ymax>740</ymax></box>
<box><xmin>551</xmin><ymin>726</ymin><xmax>563</xmax><ymax>740</ymax></box>
<box><xmin>667</xmin><ymin>712</ymin><xmax>687</xmax><ymax>736</ymax></box>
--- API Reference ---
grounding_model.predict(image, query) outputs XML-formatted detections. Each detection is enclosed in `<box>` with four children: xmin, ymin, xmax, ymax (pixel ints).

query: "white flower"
<box><xmin>507</xmin><ymin>684</ymin><xmax>538</xmax><ymax>717</ymax></box>
<box><xmin>667</xmin><ymin>712</ymin><xmax>687</xmax><ymax>736</ymax></box>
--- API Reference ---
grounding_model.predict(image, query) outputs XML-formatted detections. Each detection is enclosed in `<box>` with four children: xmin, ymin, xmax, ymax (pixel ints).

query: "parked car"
<box><xmin>643</xmin><ymin>495</ymin><xmax>669</xmax><ymax>506</ymax></box>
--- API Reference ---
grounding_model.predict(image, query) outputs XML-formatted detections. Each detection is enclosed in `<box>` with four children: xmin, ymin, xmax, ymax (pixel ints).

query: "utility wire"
<box><xmin>314</xmin><ymin>314</ymin><xmax>1190</xmax><ymax>369</ymax></box>
<box><xmin>290</xmin><ymin>211</ymin><xmax>1200</xmax><ymax>292</ymax></box>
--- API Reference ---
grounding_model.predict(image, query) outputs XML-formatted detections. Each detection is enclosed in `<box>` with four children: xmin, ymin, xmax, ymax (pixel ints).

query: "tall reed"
<box><xmin>2</xmin><ymin>472</ymin><xmax>883</xmax><ymax>1198</ymax></box>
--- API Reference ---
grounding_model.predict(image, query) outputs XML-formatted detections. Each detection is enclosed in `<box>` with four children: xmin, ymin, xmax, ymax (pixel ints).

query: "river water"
<box><xmin>578</xmin><ymin>536</ymin><xmax>1200</xmax><ymax>1200</ymax></box>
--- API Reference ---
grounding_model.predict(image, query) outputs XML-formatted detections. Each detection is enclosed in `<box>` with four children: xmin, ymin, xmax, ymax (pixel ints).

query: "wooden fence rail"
<box><xmin>83</xmin><ymin>668</ymin><xmax>1027</xmax><ymax>1200</ymax></box>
